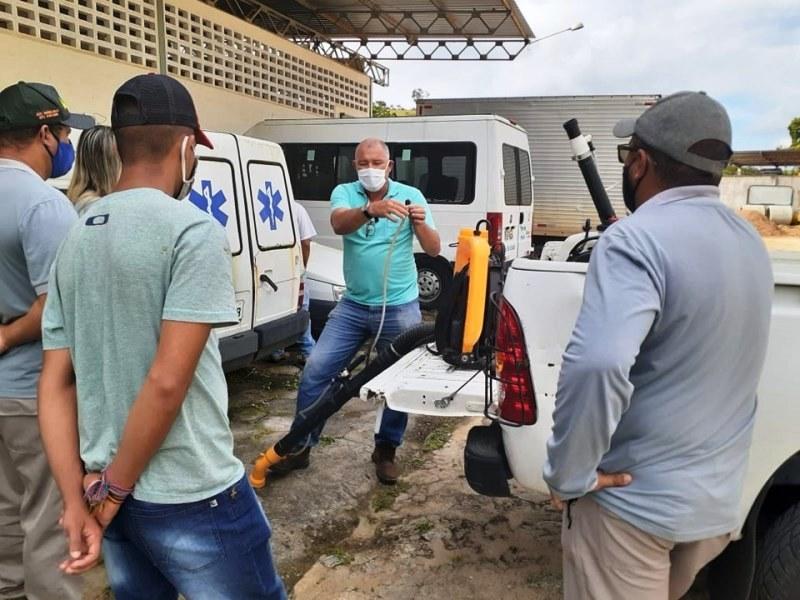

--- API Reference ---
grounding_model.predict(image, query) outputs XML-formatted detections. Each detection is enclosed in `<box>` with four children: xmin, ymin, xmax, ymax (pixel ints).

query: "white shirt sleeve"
<box><xmin>294</xmin><ymin>202</ymin><xmax>317</xmax><ymax>241</ymax></box>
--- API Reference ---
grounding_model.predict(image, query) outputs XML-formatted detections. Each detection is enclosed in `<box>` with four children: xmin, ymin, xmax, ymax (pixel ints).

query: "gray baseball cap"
<box><xmin>613</xmin><ymin>91</ymin><xmax>733</xmax><ymax>176</ymax></box>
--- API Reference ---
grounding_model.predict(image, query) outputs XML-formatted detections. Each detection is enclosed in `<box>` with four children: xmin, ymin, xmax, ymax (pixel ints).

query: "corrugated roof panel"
<box><xmin>265</xmin><ymin>0</ymin><xmax>533</xmax><ymax>39</ymax></box>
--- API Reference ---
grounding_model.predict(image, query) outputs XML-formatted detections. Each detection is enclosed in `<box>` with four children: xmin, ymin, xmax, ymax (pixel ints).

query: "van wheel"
<box><xmin>752</xmin><ymin>501</ymin><xmax>800</xmax><ymax>599</ymax></box>
<box><xmin>416</xmin><ymin>255</ymin><xmax>451</xmax><ymax>311</ymax></box>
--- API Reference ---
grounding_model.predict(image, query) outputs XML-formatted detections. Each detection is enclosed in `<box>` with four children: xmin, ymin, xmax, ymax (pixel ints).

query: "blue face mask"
<box><xmin>45</xmin><ymin>135</ymin><xmax>75</xmax><ymax>178</ymax></box>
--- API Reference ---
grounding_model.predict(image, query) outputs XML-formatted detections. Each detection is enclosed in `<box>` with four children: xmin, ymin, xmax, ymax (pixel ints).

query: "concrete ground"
<box><xmin>83</xmin><ymin>352</ymin><xmax>710</xmax><ymax>599</ymax></box>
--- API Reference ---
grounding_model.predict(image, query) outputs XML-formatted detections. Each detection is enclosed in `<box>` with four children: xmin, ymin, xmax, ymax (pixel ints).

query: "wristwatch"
<box><xmin>362</xmin><ymin>203</ymin><xmax>372</xmax><ymax>220</ymax></box>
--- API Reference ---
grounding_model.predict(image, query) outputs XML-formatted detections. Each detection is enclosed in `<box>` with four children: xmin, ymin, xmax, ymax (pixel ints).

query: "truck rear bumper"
<box><xmin>464</xmin><ymin>422</ymin><xmax>512</xmax><ymax>497</ymax></box>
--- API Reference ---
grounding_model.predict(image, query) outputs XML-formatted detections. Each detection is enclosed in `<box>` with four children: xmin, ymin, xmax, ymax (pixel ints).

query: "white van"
<box><xmin>246</xmin><ymin>115</ymin><xmax>534</xmax><ymax>309</ymax></box>
<box><xmin>51</xmin><ymin>130</ymin><xmax>309</xmax><ymax>370</ymax></box>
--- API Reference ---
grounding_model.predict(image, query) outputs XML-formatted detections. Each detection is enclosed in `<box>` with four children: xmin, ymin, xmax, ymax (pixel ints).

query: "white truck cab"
<box><xmin>246</xmin><ymin>115</ymin><xmax>534</xmax><ymax>309</ymax></box>
<box><xmin>52</xmin><ymin>130</ymin><xmax>309</xmax><ymax>371</ymax></box>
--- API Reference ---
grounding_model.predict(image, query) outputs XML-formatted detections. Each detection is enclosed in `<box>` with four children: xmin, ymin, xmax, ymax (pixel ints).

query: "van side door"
<box><xmin>236</xmin><ymin>137</ymin><xmax>302</xmax><ymax>345</ymax></box>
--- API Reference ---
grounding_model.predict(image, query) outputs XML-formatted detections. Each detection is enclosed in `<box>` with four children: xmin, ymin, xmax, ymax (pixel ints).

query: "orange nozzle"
<box><xmin>249</xmin><ymin>446</ymin><xmax>283</xmax><ymax>489</ymax></box>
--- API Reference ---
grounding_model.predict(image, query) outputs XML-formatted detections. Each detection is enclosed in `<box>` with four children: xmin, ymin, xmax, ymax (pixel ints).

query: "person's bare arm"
<box><xmin>105</xmin><ymin>321</ymin><xmax>212</xmax><ymax>490</ymax></box>
<box><xmin>301</xmin><ymin>239</ymin><xmax>311</xmax><ymax>267</ymax></box>
<box><xmin>408</xmin><ymin>204</ymin><xmax>441</xmax><ymax>257</ymax></box>
<box><xmin>0</xmin><ymin>295</ymin><xmax>46</xmax><ymax>354</ymax></box>
<box><xmin>38</xmin><ymin>348</ymin><xmax>103</xmax><ymax>574</ymax></box>
<box><xmin>331</xmin><ymin>200</ymin><xmax>409</xmax><ymax>235</ymax></box>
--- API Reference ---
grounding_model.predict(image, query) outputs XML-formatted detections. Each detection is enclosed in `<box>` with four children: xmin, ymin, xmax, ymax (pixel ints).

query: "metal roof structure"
<box><xmin>730</xmin><ymin>149</ymin><xmax>800</xmax><ymax>167</ymax></box>
<box><xmin>203</xmin><ymin>0</ymin><xmax>535</xmax><ymax>85</ymax></box>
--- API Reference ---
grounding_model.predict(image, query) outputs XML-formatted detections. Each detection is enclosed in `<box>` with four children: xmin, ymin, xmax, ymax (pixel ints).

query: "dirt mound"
<box><xmin>739</xmin><ymin>209</ymin><xmax>783</xmax><ymax>236</ymax></box>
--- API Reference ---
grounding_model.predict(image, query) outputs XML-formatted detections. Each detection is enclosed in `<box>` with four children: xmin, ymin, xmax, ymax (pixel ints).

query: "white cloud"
<box><xmin>373</xmin><ymin>0</ymin><xmax>800</xmax><ymax>149</ymax></box>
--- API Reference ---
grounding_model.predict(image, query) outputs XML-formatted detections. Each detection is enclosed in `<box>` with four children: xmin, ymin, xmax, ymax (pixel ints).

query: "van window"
<box><xmin>391</xmin><ymin>142</ymin><xmax>475</xmax><ymax>205</ymax></box>
<box><xmin>283</xmin><ymin>142</ymin><xmax>476</xmax><ymax>205</ymax></box>
<box><xmin>192</xmin><ymin>157</ymin><xmax>242</xmax><ymax>256</ymax></box>
<box><xmin>282</xmin><ymin>143</ymin><xmax>357</xmax><ymax>200</ymax></box>
<box><xmin>246</xmin><ymin>161</ymin><xmax>297</xmax><ymax>251</ymax></box>
<box><xmin>502</xmin><ymin>144</ymin><xmax>533</xmax><ymax>206</ymax></box>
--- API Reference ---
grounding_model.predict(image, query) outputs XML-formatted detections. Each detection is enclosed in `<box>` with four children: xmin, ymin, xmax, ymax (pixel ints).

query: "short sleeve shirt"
<box><xmin>0</xmin><ymin>159</ymin><xmax>76</xmax><ymax>407</ymax></box>
<box><xmin>42</xmin><ymin>189</ymin><xmax>243</xmax><ymax>503</ymax></box>
<box><xmin>293</xmin><ymin>202</ymin><xmax>316</xmax><ymax>241</ymax></box>
<box><xmin>330</xmin><ymin>180</ymin><xmax>436</xmax><ymax>306</ymax></box>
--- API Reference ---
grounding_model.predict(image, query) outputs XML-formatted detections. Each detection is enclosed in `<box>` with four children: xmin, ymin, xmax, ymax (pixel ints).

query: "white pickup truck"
<box><xmin>362</xmin><ymin>250</ymin><xmax>800</xmax><ymax>598</ymax></box>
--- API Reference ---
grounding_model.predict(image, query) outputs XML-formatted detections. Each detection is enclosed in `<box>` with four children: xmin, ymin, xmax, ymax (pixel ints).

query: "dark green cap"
<box><xmin>0</xmin><ymin>81</ymin><xmax>95</xmax><ymax>131</ymax></box>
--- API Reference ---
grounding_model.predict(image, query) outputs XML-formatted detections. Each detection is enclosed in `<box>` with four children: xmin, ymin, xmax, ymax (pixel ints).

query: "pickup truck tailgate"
<box><xmin>360</xmin><ymin>347</ymin><xmax>492</xmax><ymax>417</ymax></box>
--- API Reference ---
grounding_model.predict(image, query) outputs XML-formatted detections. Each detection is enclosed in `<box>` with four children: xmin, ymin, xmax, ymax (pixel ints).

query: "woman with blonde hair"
<box><xmin>67</xmin><ymin>125</ymin><xmax>121</xmax><ymax>215</ymax></box>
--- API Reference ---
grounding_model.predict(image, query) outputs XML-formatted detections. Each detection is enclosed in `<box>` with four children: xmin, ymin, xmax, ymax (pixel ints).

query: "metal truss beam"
<box><xmin>344</xmin><ymin>38</ymin><xmax>530</xmax><ymax>60</ymax></box>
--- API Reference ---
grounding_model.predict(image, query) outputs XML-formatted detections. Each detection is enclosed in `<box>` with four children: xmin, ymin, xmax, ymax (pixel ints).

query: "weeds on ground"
<box><xmin>422</xmin><ymin>423</ymin><xmax>456</xmax><ymax>452</ymax></box>
<box><xmin>371</xmin><ymin>480</ymin><xmax>411</xmax><ymax>512</ymax></box>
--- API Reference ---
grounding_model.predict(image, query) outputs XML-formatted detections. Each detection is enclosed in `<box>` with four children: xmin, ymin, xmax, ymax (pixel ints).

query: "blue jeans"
<box><xmin>295</xmin><ymin>297</ymin><xmax>422</xmax><ymax>449</ymax></box>
<box><xmin>297</xmin><ymin>281</ymin><xmax>315</xmax><ymax>357</ymax></box>
<box><xmin>102</xmin><ymin>475</ymin><xmax>286</xmax><ymax>600</ymax></box>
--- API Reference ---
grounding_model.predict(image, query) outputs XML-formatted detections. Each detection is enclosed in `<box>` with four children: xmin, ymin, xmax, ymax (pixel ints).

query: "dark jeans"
<box><xmin>102</xmin><ymin>475</ymin><xmax>286</xmax><ymax>600</ymax></box>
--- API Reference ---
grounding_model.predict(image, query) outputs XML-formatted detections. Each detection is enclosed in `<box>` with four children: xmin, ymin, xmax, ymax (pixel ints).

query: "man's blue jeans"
<box><xmin>296</xmin><ymin>280</ymin><xmax>315</xmax><ymax>357</ymax></box>
<box><xmin>102</xmin><ymin>475</ymin><xmax>286</xmax><ymax>600</ymax></box>
<box><xmin>294</xmin><ymin>297</ymin><xmax>421</xmax><ymax>449</ymax></box>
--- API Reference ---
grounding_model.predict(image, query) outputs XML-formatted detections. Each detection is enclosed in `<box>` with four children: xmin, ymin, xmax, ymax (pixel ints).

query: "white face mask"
<box><xmin>176</xmin><ymin>136</ymin><xmax>197</xmax><ymax>201</ymax></box>
<box><xmin>358</xmin><ymin>167</ymin><xmax>387</xmax><ymax>193</ymax></box>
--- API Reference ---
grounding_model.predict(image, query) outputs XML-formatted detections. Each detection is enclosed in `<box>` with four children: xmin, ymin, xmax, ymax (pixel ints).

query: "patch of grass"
<box><xmin>319</xmin><ymin>435</ymin><xmax>336</xmax><ymax>447</ymax></box>
<box><xmin>526</xmin><ymin>572</ymin><xmax>561</xmax><ymax>590</ymax></box>
<box><xmin>422</xmin><ymin>423</ymin><xmax>456</xmax><ymax>452</ymax></box>
<box><xmin>329</xmin><ymin>546</ymin><xmax>353</xmax><ymax>566</ymax></box>
<box><xmin>415</xmin><ymin>520</ymin><xmax>434</xmax><ymax>535</ymax></box>
<box><xmin>371</xmin><ymin>480</ymin><xmax>411</xmax><ymax>512</ymax></box>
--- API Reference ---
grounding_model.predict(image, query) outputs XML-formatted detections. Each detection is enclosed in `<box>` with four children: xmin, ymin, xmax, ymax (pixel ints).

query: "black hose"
<box><xmin>274</xmin><ymin>323</ymin><xmax>435</xmax><ymax>455</ymax></box>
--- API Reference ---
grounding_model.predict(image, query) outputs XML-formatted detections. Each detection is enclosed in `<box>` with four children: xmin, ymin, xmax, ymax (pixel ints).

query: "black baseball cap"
<box><xmin>0</xmin><ymin>81</ymin><xmax>95</xmax><ymax>131</ymax></box>
<box><xmin>111</xmin><ymin>74</ymin><xmax>213</xmax><ymax>148</ymax></box>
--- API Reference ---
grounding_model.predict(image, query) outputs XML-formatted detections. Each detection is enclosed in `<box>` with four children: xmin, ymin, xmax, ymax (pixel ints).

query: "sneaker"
<box><xmin>268</xmin><ymin>447</ymin><xmax>311</xmax><ymax>475</ymax></box>
<box><xmin>371</xmin><ymin>443</ymin><xmax>400</xmax><ymax>485</ymax></box>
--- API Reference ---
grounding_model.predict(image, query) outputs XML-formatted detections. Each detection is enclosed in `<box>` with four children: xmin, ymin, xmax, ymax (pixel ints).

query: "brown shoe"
<box><xmin>371</xmin><ymin>443</ymin><xmax>400</xmax><ymax>485</ymax></box>
<box><xmin>268</xmin><ymin>447</ymin><xmax>310</xmax><ymax>475</ymax></box>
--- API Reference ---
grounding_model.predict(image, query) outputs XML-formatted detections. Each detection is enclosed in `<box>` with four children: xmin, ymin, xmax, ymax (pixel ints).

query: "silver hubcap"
<box><xmin>418</xmin><ymin>269</ymin><xmax>441</xmax><ymax>300</ymax></box>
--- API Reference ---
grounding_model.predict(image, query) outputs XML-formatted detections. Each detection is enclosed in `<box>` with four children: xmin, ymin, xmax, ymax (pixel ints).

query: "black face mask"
<box><xmin>622</xmin><ymin>163</ymin><xmax>646</xmax><ymax>213</ymax></box>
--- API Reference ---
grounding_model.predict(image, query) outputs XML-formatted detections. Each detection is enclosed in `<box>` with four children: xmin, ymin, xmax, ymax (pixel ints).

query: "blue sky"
<box><xmin>373</xmin><ymin>0</ymin><xmax>800</xmax><ymax>150</ymax></box>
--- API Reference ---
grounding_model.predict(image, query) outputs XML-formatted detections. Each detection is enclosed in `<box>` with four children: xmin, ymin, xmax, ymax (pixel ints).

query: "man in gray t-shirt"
<box><xmin>0</xmin><ymin>82</ymin><xmax>93</xmax><ymax>600</ymax></box>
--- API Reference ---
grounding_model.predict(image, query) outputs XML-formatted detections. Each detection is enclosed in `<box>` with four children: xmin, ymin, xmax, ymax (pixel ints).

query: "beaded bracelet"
<box><xmin>84</xmin><ymin>468</ymin><xmax>135</xmax><ymax>507</ymax></box>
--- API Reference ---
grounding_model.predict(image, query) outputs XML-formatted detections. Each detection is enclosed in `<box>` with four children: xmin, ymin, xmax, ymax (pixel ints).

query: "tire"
<box><xmin>415</xmin><ymin>255</ymin><xmax>451</xmax><ymax>311</ymax></box>
<box><xmin>752</xmin><ymin>501</ymin><xmax>800</xmax><ymax>599</ymax></box>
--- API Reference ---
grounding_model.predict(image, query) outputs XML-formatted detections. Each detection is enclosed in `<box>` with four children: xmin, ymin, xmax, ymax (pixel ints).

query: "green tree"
<box><xmin>372</xmin><ymin>100</ymin><xmax>397</xmax><ymax>118</ymax></box>
<box><xmin>789</xmin><ymin>117</ymin><xmax>800</xmax><ymax>148</ymax></box>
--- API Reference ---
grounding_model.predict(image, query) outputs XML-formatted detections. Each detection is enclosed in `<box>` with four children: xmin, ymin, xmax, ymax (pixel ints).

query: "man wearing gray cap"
<box><xmin>544</xmin><ymin>91</ymin><xmax>773</xmax><ymax>598</ymax></box>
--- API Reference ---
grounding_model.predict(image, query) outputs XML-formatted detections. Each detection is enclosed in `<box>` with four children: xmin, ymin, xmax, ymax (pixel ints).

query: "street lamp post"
<box><xmin>527</xmin><ymin>22</ymin><xmax>585</xmax><ymax>47</ymax></box>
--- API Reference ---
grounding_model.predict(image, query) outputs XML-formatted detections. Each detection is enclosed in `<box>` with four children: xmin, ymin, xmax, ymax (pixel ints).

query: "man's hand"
<box><xmin>58</xmin><ymin>502</ymin><xmax>103</xmax><ymax>575</ymax></box>
<box><xmin>549</xmin><ymin>470</ymin><xmax>632</xmax><ymax>510</ymax></box>
<box><xmin>368</xmin><ymin>199</ymin><xmax>409</xmax><ymax>222</ymax></box>
<box><xmin>83</xmin><ymin>472</ymin><xmax>123</xmax><ymax>529</ymax></box>
<box><xmin>407</xmin><ymin>203</ymin><xmax>427</xmax><ymax>226</ymax></box>
<box><xmin>0</xmin><ymin>324</ymin><xmax>7</xmax><ymax>355</ymax></box>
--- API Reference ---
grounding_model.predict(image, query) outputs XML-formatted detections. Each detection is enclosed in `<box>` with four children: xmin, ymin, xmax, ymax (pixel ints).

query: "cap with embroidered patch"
<box><xmin>0</xmin><ymin>82</ymin><xmax>95</xmax><ymax>131</ymax></box>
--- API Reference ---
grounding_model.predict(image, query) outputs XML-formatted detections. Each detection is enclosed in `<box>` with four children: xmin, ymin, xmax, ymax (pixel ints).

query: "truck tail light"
<box><xmin>486</xmin><ymin>212</ymin><xmax>503</xmax><ymax>252</ymax></box>
<box><xmin>495</xmin><ymin>297</ymin><xmax>536</xmax><ymax>425</ymax></box>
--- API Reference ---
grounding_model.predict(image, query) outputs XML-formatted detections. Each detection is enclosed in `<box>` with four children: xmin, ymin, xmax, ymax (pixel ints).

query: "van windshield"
<box><xmin>282</xmin><ymin>142</ymin><xmax>476</xmax><ymax>205</ymax></box>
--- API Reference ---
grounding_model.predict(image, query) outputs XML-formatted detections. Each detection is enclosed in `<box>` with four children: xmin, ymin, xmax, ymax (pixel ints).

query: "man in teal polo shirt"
<box><xmin>274</xmin><ymin>137</ymin><xmax>440</xmax><ymax>484</ymax></box>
